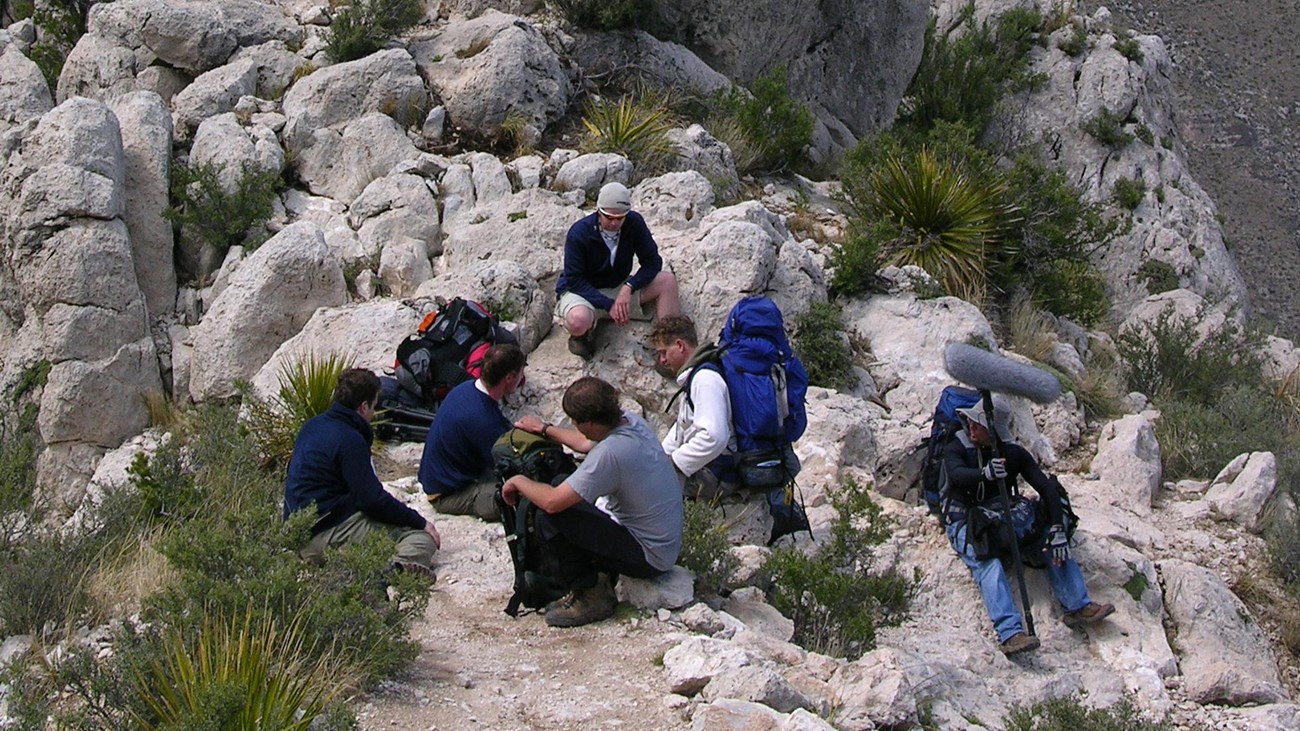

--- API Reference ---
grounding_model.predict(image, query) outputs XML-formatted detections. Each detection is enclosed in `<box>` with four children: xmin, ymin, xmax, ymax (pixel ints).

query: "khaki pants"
<box><xmin>301</xmin><ymin>511</ymin><xmax>436</xmax><ymax>571</ymax></box>
<box><xmin>555</xmin><ymin>288</ymin><xmax>649</xmax><ymax>321</ymax></box>
<box><xmin>428</xmin><ymin>478</ymin><xmax>500</xmax><ymax>522</ymax></box>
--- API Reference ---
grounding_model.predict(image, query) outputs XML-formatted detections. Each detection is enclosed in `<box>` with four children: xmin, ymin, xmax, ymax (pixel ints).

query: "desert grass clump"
<box><xmin>793</xmin><ymin>301</ymin><xmax>859</xmax><ymax>392</ymax></box>
<box><xmin>580</xmin><ymin>95</ymin><xmax>677</xmax><ymax>174</ymax></box>
<box><xmin>709</xmin><ymin>66</ymin><xmax>814</xmax><ymax>175</ymax></box>
<box><xmin>239</xmin><ymin>352</ymin><xmax>352</xmax><ymax>468</ymax></box>
<box><xmin>325</xmin><ymin>0</ymin><xmax>424</xmax><ymax>62</ymax></box>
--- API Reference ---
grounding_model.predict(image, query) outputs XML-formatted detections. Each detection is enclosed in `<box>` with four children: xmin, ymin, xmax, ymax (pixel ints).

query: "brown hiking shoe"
<box><xmin>1000</xmin><ymin>632</ymin><xmax>1041</xmax><ymax>656</ymax></box>
<box><xmin>545</xmin><ymin>579</ymin><xmax>616</xmax><ymax>627</ymax></box>
<box><xmin>567</xmin><ymin>330</ymin><xmax>596</xmax><ymax>359</ymax></box>
<box><xmin>1063</xmin><ymin>602</ymin><xmax>1115</xmax><ymax>628</ymax></box>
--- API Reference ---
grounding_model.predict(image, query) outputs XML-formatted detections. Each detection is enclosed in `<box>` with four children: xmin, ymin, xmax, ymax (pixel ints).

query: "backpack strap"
<box><xmin>501</xmin><ymin>495</ymin><xmax>534</xmax><ymax>617</ymax></box>
<box><xmin>665</xmin><ymin>359</ymin><xmax>721</xmax><ymax>414</ymax></box>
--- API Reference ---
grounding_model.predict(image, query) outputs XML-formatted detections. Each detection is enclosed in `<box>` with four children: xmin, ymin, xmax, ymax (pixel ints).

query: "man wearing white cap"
<box><xmin>942</xmin><ymin>397</ymin><xmax>1114</xmax><ymax>656</ymax></box>
<box><xmin>555</xmin><ymin>182</ymin><xmax>681</xmax><ymax>358</ymax></box>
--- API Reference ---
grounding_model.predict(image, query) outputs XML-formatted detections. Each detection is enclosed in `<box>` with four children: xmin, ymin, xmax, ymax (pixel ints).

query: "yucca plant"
<box><xmin>872</xmin><ymin>148</ymin><xmax>1016</xmax><ymax>302</ymax></box>
<box><xmin>131</xmin><ymin>607</ymin><xmax>358</xmax><ymax>731</ymax></box>
<box><xmin>580</xmin><ymin>96</ymin><xmax>676</xmax><ymax>172</ymax></box>
<box><xmin>240</xmin><ymin>353</ymin><xmax>352</xmax><ymax>467</ymax></box>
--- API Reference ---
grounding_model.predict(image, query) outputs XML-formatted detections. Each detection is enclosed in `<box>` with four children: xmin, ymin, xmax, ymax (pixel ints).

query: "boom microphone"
<box><xmin>943</xmin><ymin>343</ymin><xmax>1061</xmax><ymax>404</ymax></box>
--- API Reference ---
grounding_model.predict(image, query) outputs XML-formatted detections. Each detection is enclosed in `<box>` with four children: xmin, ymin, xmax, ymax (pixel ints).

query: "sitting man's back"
<box><xmin>285</xmin><ymin>367</ymin><xmax>441</xmax><ymax>580</ymax></box>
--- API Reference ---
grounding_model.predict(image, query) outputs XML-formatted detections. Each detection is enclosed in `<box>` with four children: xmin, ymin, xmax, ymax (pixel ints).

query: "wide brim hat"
<box><xmin>957</xmin><ymin>396</ymin><xmax>1013</xmax><ymax>437</ymax></box>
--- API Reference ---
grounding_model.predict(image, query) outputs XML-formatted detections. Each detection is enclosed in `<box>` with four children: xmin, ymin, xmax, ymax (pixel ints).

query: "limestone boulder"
<box><xmin>1089</xmin><ymin>415</ymin><xmax>1161</xmax><ymax>515</ymax></box>
<box><xmin>616</xmin><ymin>566</ymin><xmax>694</xmax><ymax>610</ymax></box>
<box><xmin>410</xmin><ymin>11</ymin><xmax>573</xmax><ymax>143</ymax></box>
<box><xmin>188</xmin><ymin>222</ymin><xmax>347</xmax><ymax>401</ymax></box>
<box><xmin>229</xmin><ymin>40</ymin><xmax>310</xmax><ymax>99</ymax></box>
<box><xmin>293</xmin><ymin>113</ymin><xmax>420</xmax><ymax>202</ymax></box>
<box><xmin>553</xmin><ymin>153</ymin><xmax>632</xmax><ymax>196</ymax></box>
<box><xmin>1205</xmin><ymin>452</ymin><xmax>1277</xmax><ymax>534</ymax></box>
<box><xmin>170</xmin><ymin>58</ymin><xmax>258</xmax><ymax>139</ymax></box>
<box><xmin>689</xmin><ymin>699</ymin><xmax>784</xmax><ymax>731</ymax></box>
<box><xmin>250</xmin><ymin>299</ymin><xmax>423</xmax><ymax>398</ymax></box>
<box><xmin>190</xmin><ymin>113</ymin><xmax>285</xmax><ymax>184</ymax></box>
<box><xmin>439</xmin><ymin>188</ymin><xmax>582</xmax><ymax>282</ymax></box>
<box><xmin>55</xmin><ymin>33</ymin><xmax>150</xmax><ymax>103</ymax></box>
<box><xmin>632</xmin><ymin>170</ymin><xmax>717</xmax><ymax>233</ymax></box>
<box><xmin>39</xmin><ymin>339</ymin><xmax>160</xmax><ymax>449</ymax></box>
<box><xmin>416</xmin><ymin>261</ymin><xmax>552</xmax><ymax>352</ymax></box>
<box><xmin>798</xmin><ymin>389</ymin><xmax>880</xmax><ymax>505</ymax></box>
<box><xmin>662</xmin><ymin>636</ymin><xmax>755</xmax><ymax>696</ymax></box>
<box><xmin>378</xmin><ymin>236</ymin><xmax>433</xmax><ymax>297</ymax></box>
<box><xmin>569</xmin><ymin>30</ymin><xmax>732</xmax><ymax>100</ymax></box>
<box><xmin>281</xmin><ymin>49</ymin><xmax>429</xmax><ymax>154</ymax></box>
<box><xmin>0</xmin><ymin>44</ymin><xmax>53</xmax><ymax>134</ymax></box>
<box><xmin>720</xmin><ymin>588</ymin><xmax>794</xmax><ymax>643</ymax></box>
<box><xmin>828</xmin><ymin>648</ymin><xmax>919</xmax><ymax>731</ymax></box>
<box><xmin>665</xmin><ymin>124</ymin><xmax>740</xmax><ymax>201</ymax></box>
<box><xmin>1159</xmin><ymin>559</ymin><xmax>1285</xmax><ymax>705</ymax></box>
<box><xmin>350</xmin><ymin>173</ymin><xmax>441</xmax><ymax>256</ymax></box>
<box><xmin>108</xmin><ymin>92</ymin><xmax>176</xmax><ymax>321</ymax></box>
<box><xmin>701</xmin><ymin>666</ymin><xmax>814</xmax><ymax>714</ymax></box>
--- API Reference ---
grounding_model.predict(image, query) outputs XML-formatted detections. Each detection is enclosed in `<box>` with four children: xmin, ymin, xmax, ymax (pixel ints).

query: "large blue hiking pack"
<box><xmin>921</xmin><ymin>385</ymin><xmax>982</xmax><ymax>514</ymax></box>
<box><xmin>676</xmin><ymin>297</ymin><xmax>810</xmax><ymax>543</ymax></box>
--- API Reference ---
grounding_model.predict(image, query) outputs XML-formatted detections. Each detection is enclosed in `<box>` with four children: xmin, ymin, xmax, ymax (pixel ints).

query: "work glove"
<box><xmin>981</xmin><ymin>457</ymin><xmax>1007</xmax><ymax>482</ymax></box>
<box><xmin>1046</xmin><ymin>523</ymin><xmax>1070</xmax><ymax>565</ymax></box>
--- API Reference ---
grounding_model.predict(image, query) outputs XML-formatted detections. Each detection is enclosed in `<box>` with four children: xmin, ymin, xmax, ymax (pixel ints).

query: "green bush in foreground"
<box><xmin>679</xmin><ymin>500</ymin><xmax>740</xmax><ymax>597</ymax></box>
<box><xmin>1005</xmin><ymin>694</ymin><xmax>1172</xmax><ymax>731</ymax></box>
<box><xmin>763</xmin><ymin>479</ymin><xmax>916</xmax><ymax>660</ymax></box>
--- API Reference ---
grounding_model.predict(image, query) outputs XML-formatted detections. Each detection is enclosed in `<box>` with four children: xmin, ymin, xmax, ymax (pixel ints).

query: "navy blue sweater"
<box><xmin>283</xmin><ymin>403</ymin><xmax>426</xmax><ymax>534</ymax></box>
<box><xmin>418</xmin><ymin>380</ymin><xmax>510</xmax><ymax>496</ymax></box>
<box><xmin>555</xmin><ymin>210</ymin><xmax>662</xmax><ymax>311</ymax></box>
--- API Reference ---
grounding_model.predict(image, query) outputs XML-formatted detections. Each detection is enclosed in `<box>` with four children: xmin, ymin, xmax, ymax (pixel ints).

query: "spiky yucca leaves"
<box><xmin>131</xmin><ymin>607</ymin><xmax>357</xmax><ymax>731</ymax></box>
<box><xmin>240</xmin><ymin>353</ymin><xmax>352</xmax><ymax>468</ymax></box>
<box><xmin>580</xmin><ymin>96</ymin><xmax>676</xmax><ymax>173</ymax></box>
<box><xmin>873</xmin><ymin>148</ymin><xmax>1016</xmax><ymax>303</ymax></box>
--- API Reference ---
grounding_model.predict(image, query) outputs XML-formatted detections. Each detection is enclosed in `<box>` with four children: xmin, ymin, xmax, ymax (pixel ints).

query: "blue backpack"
<box><xmin>673</xmin><ymin>297</ymin><xmax>810</xmax><ymax>542</ymax></box>
<box><xmin>921</xmin><ymin>385</ymin><xmax>982</xmax><ymax>514</ymax></box>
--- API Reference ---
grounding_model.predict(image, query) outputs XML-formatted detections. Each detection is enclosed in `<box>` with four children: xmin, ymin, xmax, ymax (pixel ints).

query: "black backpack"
<box><xmin>394</xmin><ymin>298</ymin><xmax>510</xmax><ymax>408</ymax></box>
<box><xmin>491</xmin><ymin>429</ymin><xmax>578</xmax><ymax>616</ymax></box>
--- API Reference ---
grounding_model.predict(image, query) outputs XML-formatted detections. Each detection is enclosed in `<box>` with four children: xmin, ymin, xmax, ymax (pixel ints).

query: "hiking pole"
<box><xmin>980</xmin><ymin>388</ymin><xmax>1035</xmax><ymax>638</ymax></box>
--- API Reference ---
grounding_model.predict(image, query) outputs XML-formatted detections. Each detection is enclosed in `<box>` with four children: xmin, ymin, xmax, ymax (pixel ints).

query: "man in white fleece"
<box><xmin>649</xmin><ymin>315</ymin><xmax>737</xmax><ymax>501</ymax></box>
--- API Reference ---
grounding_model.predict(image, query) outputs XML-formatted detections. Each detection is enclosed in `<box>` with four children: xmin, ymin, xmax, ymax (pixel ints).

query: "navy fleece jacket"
<box><xmin>555</xmin><ymin>210</ymin><xmax>662</xmax><ymax>311</ymax></box>
<box><xmin>283</xmin><ymin>402</ymin><xmax>426</xmax><ymax>534</ymax></box>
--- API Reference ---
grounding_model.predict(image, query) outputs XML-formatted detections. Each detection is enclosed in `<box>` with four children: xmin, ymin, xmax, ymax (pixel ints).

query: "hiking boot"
<box><xmin>1000</xmin><ymin>632</ymin><xmax>1041</xmax><ymax>656</ymax></box>
<box><xmin>544</xmin><ymin>579</ymin><xmax>617</xmax><ymax>627</ymax></box>
<box><xmin>391</xmin><ymin>559</ymin><xmax>438</xmax><ymax>585</ymax></box>
<box><xmin>1063</xmin><ymin>602</ymin><xmax>1115</xmax><ymax>629</ymax></box>
<box><xmin>567</xmin><ymin>329</ymin><xmax>596</xmax><ymax>359</ymax></box>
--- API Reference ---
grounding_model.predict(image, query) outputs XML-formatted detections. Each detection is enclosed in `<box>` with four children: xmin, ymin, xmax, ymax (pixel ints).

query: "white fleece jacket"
<box><xmin>661</xmin><ymin>365</ymin><xmax>735</xmax><ymax>476</ymax></box>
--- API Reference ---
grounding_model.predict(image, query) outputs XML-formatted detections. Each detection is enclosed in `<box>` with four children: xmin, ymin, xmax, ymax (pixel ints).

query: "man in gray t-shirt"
<box><xmin>505</xmin><ymin>377</ymin><xmax>683</xmax><ymax>627</ymax></box>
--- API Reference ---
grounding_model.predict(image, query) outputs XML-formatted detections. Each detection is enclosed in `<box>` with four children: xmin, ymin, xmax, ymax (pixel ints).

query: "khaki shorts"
<box><xmin>555</xmin><ymin>287</ymin><xmax>648</xmax><ymax>321</ymax></box>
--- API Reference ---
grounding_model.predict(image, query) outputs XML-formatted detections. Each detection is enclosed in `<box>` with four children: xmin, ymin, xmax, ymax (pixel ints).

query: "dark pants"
<box><xmin>535</xmin><ymin>500</ymin><xmax>663</xmax><ymax>590</ymax></box>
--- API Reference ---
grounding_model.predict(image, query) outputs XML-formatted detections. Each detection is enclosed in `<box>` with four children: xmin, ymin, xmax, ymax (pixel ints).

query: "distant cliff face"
<box><xmin>649</xmin><ymin>0</ymin><xmax>929</xmax><ymax>149</ymax></box>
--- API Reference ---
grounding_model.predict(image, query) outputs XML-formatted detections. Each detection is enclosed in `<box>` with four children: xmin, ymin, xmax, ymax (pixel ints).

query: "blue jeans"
<box><xmin>946</xmin><ymin>499</ymin><xmax>1092</xmax><ymax>642</ymax></box>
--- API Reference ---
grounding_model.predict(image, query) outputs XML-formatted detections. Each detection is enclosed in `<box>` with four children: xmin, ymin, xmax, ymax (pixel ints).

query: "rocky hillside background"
<box><xmin>1</xmin><ymin>0</ymin><xmax>1299</xmax><ymax>729</ymax></box>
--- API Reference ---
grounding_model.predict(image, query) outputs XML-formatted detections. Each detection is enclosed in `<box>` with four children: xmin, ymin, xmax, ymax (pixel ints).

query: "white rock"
<box><xmin>1205</xmin><ymin>452</ymin><xmax>1277</xmax><ymax>533</ymax></box>
<box><xmin>378</xmin><ymin>236</ymin><xmax>434</xmax><ymax>297</ymax></box>
<box><xmin>293</xmin><ymin>113</ymin><xmax>419</xmax><ymax>202</ymax></box>
<box><xmin>663</xmin><ymin>636</ymin><xmax>754</xmax><ymax>695</ymax></box>
<box><xmin>282</xmin><ymin>48</ymin><xmax>428</xmax><ymax>154</ymax></box>
<box><xmin>701</xmin><ymin>665</ymin><xmax>813</xmax><ymax>713</ymax></box>
<box><xmin>171</xmin><ymin>58</ymin><xmax>258</xmax><ymax>139</ymax></box>
<box><xmin>828</xmin><ymin>648</ymin><xmax>918</xmax><ymax>731</ymax></box>
<box><xmin>721</xmin><ymin>588</ymin><xmax>794</xmax><ymax>642</ymax></box>
<box><xmin>1090</xmin><ymin>415</ymin><xmax>1161</xmax><ymax>514</ymax></box>
<box><xmin>617</xmin><ymin>566</ymin><xmax>695</xmax><ymax>610</ymax></box>
<box><xmin>553</xmin><ymin>153</ymin><xmax>633</xmax><ymax>195</ymax></box>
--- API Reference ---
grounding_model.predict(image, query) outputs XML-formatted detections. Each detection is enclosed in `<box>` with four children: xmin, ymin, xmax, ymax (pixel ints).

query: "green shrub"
<box><xmin>1005</xmin><ymin>694</ymin><xmax>1172</xmax><ymax>731</ymax></box>
<box><xmin>1082</xmin><ymin>107</ymin><xmax>1135</xmax><ymax>148</ymax></box>
<box><xmin>1113</xmin><ymin>177</ymin><xmax>1146</xmax><ymax>210</ymax></box>
<box><xmin>544</xmin><ymin>0</ymin><xmax>650</xmax><ymax>30</ymax></box>
<box><xmin>1266</xmin><ymin>511</ymin><xmax>1300</xmax><ymax>591</ymax></box>
<box><xmin>1134</xmin><ymin>123</ymin><xmax>1154</xmax><ymax>145</ymax></box>
<box><xmin>793</xmin><ymin>301</ymin><xmax>858</xmax><ymax>391</ymax></box>
<box><xmin>710</xmin><ymin>66</ymin><xmax>814</xmax><ymax>174</ymax></box>
<box><xmin>325</xmin><ymin>0</ymin><xmax>424</xmax><ymax>62</ymax></box>
<box><xmin>1116</xmin><ymin>309</ymin><xmax>1261</xmax><ymax>406</ymax></box>
<box><xmin>1136</xmin><ymin>259</ymin><xmax>1179</xmax><ymax>294</ymax></box>
<box><xmin>1034</xmin><ymin>259</ymin><xmax>1109</xmax><ymax>326</ymax></box>
<box><xmin>679</xmin><ymin>501</ymin><xmax>740</xmax><ymax>596</ymax></box>
<box><xmin>763</xmin><ymin>479</ymin><xmax>916</xmax><ymax>659</ymax></box>
<box><xmin>1113</xmin><ymin>34</ymin><xmax>1145</xmax><ymax>63</ymax></box>
<box><xmin>899</xmin><ymin>6</ymin><xmax>1044</xmax><ymax>135</ymax></box>
<box><xmin>12</xmin><ymin>0</ymin><xmax>91</xmax><ymax>91</ymax></box>
<box><xmin>163</xmin><ymin>160</ymin><xmax>283</xmax><ymax>263</ymax></box>
<box><xmin>1155</xmin><ymin>386</ymin><xmax>1295</xmax><ymax>482</ymax></box>
<box><xmin>580</xmin><ymin>95</ymin><xmax>676</xmax><ymax>173</ymax></box>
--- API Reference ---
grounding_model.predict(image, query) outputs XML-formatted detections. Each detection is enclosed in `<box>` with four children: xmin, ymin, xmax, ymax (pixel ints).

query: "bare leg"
<box><xmin>639</xmin><ymin>270</ymin><xmax>681</xmax><ymax>319</ymax></box>
<box><xmin>564</xmin><ymin>304</ymin><xmax>598</xmax><ymax>337</ymax></box>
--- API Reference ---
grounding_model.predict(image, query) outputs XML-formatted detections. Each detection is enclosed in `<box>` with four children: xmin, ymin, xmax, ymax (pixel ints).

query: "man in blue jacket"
<box><xmin>419</xmin><ymin>344</ymin><xmax>526</xmax><ymax>521</ymax></box>
<box><xmin>555</xmin><ymin>182</ymin><xmax>680</xmax><ymax>359</ymax></box>
<box><xmin>284</xmin><ymin>368</ymin><xmax>440</xmax><ymax>580</ymax></box>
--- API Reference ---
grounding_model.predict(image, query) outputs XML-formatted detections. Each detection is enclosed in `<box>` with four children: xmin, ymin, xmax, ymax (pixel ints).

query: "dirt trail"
<box><xmin>355</xmin><ymin>515</ymin><xmax>690</xmax><ymax>731</ymax></box>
